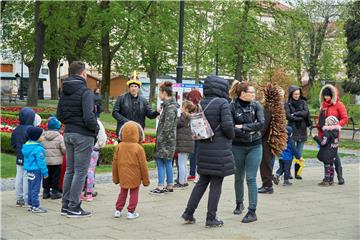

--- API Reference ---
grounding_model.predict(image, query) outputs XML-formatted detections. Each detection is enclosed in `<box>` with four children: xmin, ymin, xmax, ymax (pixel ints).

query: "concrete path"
<box><xmin>1</xmin><ymin>163</ymin><xmax>359</xmax><ymax>240</ymax></box>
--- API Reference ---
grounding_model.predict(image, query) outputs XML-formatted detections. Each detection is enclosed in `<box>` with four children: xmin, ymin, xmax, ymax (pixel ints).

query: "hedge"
<box><xmin>0</xmin><ymin>132</ymin><xmax>155</xmax><ymax>164</ymax></box>
<box><xmin>1</xmin><ymin>111</ymin><xmax>56</xmax><ymax>119</ymax></box>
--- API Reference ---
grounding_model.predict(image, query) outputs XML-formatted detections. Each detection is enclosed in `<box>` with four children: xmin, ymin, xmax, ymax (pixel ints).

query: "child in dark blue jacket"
<box><xmin>274</xmin><ymin>126</ymin><xmax>301</xmax><ymax>186</ymax></box>
<box><xmin>11</xmin><ymin>107</ymin><xmax>35</xmax><ymax>207</ymax></box>
<box><xmin>22</xmin><ymin>127</ymin><xmax>49</xmax><ymax>213</ymax></box>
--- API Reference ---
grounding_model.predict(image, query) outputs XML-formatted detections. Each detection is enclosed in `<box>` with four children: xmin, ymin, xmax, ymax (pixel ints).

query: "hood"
<box><xmin>44</xmin><ymin>130</ymin><xmax>60</xmax><ymax>141</ymax></box>
<box><xmin>19</xmin><ymin>108</ymin><xmax>35</xmax><ymax>125</ymax></box>
<box><xmin>22</xmin><ymin>141</ymin><xmax>41</xmax><ymax>158</ymax></box>
<box><xmin>119</xmin><ymin>121</ymin><xmax>145</xmax><ymax>143</ymax></box>
<box><xmin>320</xmin><ymin>84</ymin><xmax>338</xmax><ymax>105</ymax></box>
<box><xmin>62</xmin><ymin>75</ymin><xmax>87</xmax><ymax>95</ymax></box>
<box><xmin>287</xmin><ymin>85</ymin><xmax>302</xmax><ymax>99</ymax></box>
<box><xmin>161</xmin><ymin>97</ymin><xmax>179</xmax><ymax>108</ymax></box>
<box><xmin>203</xmin><ymin>75</ymin><xmax>229</xmax><ymax>99</ymax></box>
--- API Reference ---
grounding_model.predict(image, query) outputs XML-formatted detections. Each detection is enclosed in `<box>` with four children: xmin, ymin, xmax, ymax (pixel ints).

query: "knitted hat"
<box><xmin>325</xmin><ymin>116</ymin><xmax>339</xmax><ymax>126</ymax></box>
<box><xmin>322</xmin><ymin>87</ymin><xmax>333</xmax><ymax>98</ymax></box>
<box><xmin>47</xmin><ymin>117</ymin><xmax>61</xmax><ymax>130</ymax></box>
<box><xmin>27</xmin><ymin>127</ymin><xmax>43</xmax><ymax>141</ymax></box>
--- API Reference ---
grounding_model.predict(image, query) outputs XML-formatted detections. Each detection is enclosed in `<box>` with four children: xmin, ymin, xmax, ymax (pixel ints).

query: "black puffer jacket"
<box><xmin>112</xmin><ymin>92</ymin><xmax>159</xmax><ymax>135</ymax></box>
<box><xmin>230</xmin><ymin>99</ymin><xmax>264</xmax><ymax>146</ymax></box>
<box><xmin>56</xmin><ymin>76</ymin><xmax>99</xmax><ymax>138</ymax></box>
<box><xmin>285</xmin><ymin>85</ymin><xmax>309</xmax><ymax>142</ymax></box>
<box><xmin>196</xmin><ymin>75</ymin><xmax>235</xmax><ymax>177</ymax></box>
<box><xmin>176</xmin><ymin>114</ymin><xmax>194</xmax><ymax>153</ymax></box>
<box><xmin>313</xmin><ymin>126</ymin><xmax>340</xmax><ymax>164</ymax></box>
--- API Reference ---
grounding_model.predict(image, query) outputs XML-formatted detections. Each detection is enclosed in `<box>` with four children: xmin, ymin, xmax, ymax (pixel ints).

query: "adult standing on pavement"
<box><xmin>181</xmin><ymin>75</ymin><xmax>235</xmax><ymax>228</ymax></box>
<box><xmin>284</xmin><ymin>85</ymin><xmax>310</xmax><ymax>179</ymax></box>
<box><xmin>259</xmin><ymin>83</ymin><xmax>287</xmax><ymax>194</ymax></box>
<box><xmin>112</xmin><ymin>75</ymin><xmax>159</xmax><ymax>136</ymax></box>
<box><xmin>317</xmin><ymin>84</ymin><xmax>348</xmax><ymax>185</ymax></box>
<box><xmin>184</xmin><ymin>88</ymin><xmax>203</xmax><ymax>181</ymax></box>
<box><xmin>229</xmin><ymin>80</ymin><xmax>264</xmax><ymax>223</ymax></box>
<box><xmin>93</xmin><ymin>88</ymin><xmax>103</xmax><ymax>118</ymax></box>
<box><xmin>57</xmin><ymin>61</ymin><xmax>99</xmax><ymax>217</ymax></box>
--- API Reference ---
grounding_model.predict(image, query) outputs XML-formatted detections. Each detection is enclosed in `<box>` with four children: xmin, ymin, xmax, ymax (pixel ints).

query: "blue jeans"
<box><xmin>295</xmin><ymin>141</ymin><xmax>305</xmax><ymax>158</ymax></box>
<box><xmin>232</xmin><ymin>144</ymin><xmax>262</xmax><ymax>210</ymax></box>
<box><xmin>28</xmin><ymin>171</ymin><xmax>42</xmax><ymax>208</ymax></box>
<box><xmin>276</xmin><ymin>160</ymin><xmax>292</xmax><ymax>180</ymax></box>
<box><xmin>189</xmin><ymin>142</ymin><xmax>198</xmax><ymax>176</ymax></box>
<box><xmin>156</xmin><ymin>158</ymin><xmax>174</xmax><ymax>186</ymax></box>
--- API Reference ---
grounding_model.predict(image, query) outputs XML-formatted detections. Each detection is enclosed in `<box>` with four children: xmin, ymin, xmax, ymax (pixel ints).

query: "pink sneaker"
<box><xmin>80</xmin><ymin>194</ymin><xmax>86</xmax><ymax>201</ymax></box>
<box><xmin>86</xmin><ymin>194</ymin><xmax>94</xmax><ymax>202</ymax></box>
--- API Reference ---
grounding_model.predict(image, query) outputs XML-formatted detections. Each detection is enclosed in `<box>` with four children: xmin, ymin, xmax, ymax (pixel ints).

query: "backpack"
<box><xmin>190</xmin><ymin>97</ymin><xmax>219</xmax><ymax>140</ymax></box>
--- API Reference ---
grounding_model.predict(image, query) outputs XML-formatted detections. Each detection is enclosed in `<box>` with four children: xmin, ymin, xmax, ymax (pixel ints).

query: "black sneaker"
<box><xmin>233</xmin><ymin>202</ymin><xmax>245</xmax><ymax>215</ymax></box>
<box><xmin>66</xmin><ymin>204</ymin><xmax>92</xmax><ymax>218</ymax></box>
<box><xmin>272</xmin><ymin>175</ymin><xmax>280</xmax><ymax>185</ymax></box>
<box><xmin>92</xmin><ymin>191</ymin><xmax>98</xmax><ymax>197</ymax></box>
<box><xmin>164</xmin><ymin>187</ymin><xmax>174</xmax><ymax>193</ymax></box>
<box><xmin>43</xmin><ymin>192</ymin><xmax>51</xmax><ymax>199</ymax></box>
<box><xmin>150</xmin><ymin>188</ymin><xmax>165</xmax><ymax>195</ymax></box>
<box><xmin>258</xmin><ymin>186</ymin><xmax>274</xmax><ymax>194</ymax></box>
<box><xmin>289</xmin><ymin>175</ymin><xmax>293</xmax><ymax>180</ymax></box>
<box><xmin>283</xmin><ymin>180</ymin><xmax>293</xmax><ymax>186</ymax></box>
<box><xmin>60</xmin><ymin>206</ymin><xmax>69</xmax><ymax>216</ymax></box>
<box><xmin>50</xmin><ymin>192</ymin><xmax>62</xmax><ymax>200</ymax></box>
<box><xmin>242</xmin><ymin>211</ymin><xmax>257</xmax><ymax>223</ymax></box>
<box><xmin>181</xmin><ymin>212</ymin><xmax>196</xmax><ymax>224</ymax></box>
<box><xmin>295</xmin><ymin>175</ymin><xmax>302</xmax><ymax>180</ymax></box>
<box><xmin>206</xmin><ymin>218</ymin><xmax>224</xmax><ymax>228</ymax></box>
<box><xmin>16</xmin><ymin>199</ymin><xmax>25</xmax><ymax>207</ymax></box>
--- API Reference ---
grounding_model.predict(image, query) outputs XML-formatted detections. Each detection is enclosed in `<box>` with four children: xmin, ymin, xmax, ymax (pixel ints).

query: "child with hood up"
<box><xmin>112</xmin><ymin>121</ymin><xmax>150</xmax><ymax>219</ymax></box>
<box><xmin>312</xmin><ymin>116</ymin><xmax>341</xmax><ymax>186</ymax></box>
<box><xmin>11</xmin><ymin>107</ymin><xmax>40</xmax><ymax>207</ymax></box>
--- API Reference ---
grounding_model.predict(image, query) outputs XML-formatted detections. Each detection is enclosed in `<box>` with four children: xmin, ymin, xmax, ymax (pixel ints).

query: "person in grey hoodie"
<box><xmin>42</xmin><ymin>117</ymin><xmax>66</xmax><ymax>200</ymax></box>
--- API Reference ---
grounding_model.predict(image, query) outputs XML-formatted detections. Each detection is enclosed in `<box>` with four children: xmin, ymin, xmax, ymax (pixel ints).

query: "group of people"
<box><xmin>11</xmin><ymin>60</ymin><xmax>349</xmax><ymax>228</ymax></box>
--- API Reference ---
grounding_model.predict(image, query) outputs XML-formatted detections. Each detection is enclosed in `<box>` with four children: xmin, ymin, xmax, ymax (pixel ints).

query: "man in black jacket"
<box><xmin>112</xmin><ymin>76</ymin><xmax>159</xmax><ymax>135</ymax></box>
<box><xmin>57</xmin><ymin>61</ymin><xmax>99</xmax><ymax>218</ymax></box>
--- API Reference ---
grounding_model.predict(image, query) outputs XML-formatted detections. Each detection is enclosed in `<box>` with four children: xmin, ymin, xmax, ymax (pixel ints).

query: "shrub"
<box><xmin>99</xmin><ymin>143</ymin><xmax>155</xmax><ymax>165</ymax></box>
<box><xmin>1</xmin><ymin>133</ymin><xmax>15</xmax><ymax>154</ymax></box>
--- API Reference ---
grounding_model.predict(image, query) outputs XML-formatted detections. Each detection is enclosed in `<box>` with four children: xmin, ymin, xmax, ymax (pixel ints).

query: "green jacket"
<box><xmin>155</xmin><ymin>98</ymin><xmax>178</xmax><ymax>159</ymax></box>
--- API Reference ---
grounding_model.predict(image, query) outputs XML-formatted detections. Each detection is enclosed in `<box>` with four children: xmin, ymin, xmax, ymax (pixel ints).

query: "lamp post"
<box><xmin>176</xmin><ymin>0</ymin><xmax>185</xmax><ymax>84</ymax></box>
<box><xmin>19</xmin><ymin>54</ymin><xmax>24</xmax><ymax>100</ymax></box>
<box><xmin>58</xmin><ymin>62</ymin><xmax>63</xmax><ymax>97</ymax></box>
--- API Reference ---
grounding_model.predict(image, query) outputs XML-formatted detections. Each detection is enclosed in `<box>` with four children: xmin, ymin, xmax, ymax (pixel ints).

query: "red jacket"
<box><xmin>316</xmin><ymin>84</ymin><xmax>348</xmax><ymax>139</ymax></box>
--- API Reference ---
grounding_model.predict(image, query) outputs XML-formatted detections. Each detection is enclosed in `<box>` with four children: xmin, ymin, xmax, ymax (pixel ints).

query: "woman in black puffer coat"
<box><xmin>181</xmin><ymin>75</ymin><xmax>235</xmax><ymax>228</ymax></box>
<box><xmin>284</xmin><ymin>85</ymin><xmax>310</xmax><ymax>179</ymax></box>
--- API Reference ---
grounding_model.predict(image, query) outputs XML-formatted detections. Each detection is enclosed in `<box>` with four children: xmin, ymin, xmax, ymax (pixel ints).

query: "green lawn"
<box><xmin>306</xmin><ymin>138</ymin><xmax>359</xmax><ymax>150</ymax></box>
<box><xmin>1</xmin><ymin>153</ymin><xmax>157</xmax><ymax>179</ymax></box>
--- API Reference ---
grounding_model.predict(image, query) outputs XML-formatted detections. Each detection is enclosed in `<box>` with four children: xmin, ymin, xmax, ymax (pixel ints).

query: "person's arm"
<box><xmin>59</xmin><ymin>135</ymin><xmax>66</xmax><ymax>155</ymax></box>
<box><xmin>11</xmin><ymin>132</ymin><xmax>16</xmax><ymax>149</ymax></box>
<box><xmin>38</xmin><ymin>149</ymin><xmax>48</xmax><ymax>178</ymax></box>
<box><xmin>337</xmin><ymin>102</ymin><xmax>349</xmax><ymax>126</ymax></box>
<box><xmin>112</xmin><ymin>96</ymin><xmax>129</xmax><ymax>125</ymax></box>
<box><xmin>56</xmin><ymin>100</ymin><xmax>64</xmax><ymax>123</ymax></box>
<box><xmin>82</xmin><ymin>90</ymin><xmax>99</xmax><ymax>132</ymax></box>
<box><xmin>220</xmin><ymin>101</ymin><xmax>235</xmax><ymax>139</ymax></box>
<box><xmin>144</xmin><ymin>99</ymin><xmax>160</xmax><ymax>119</ymax></box>
<box><xmin>242</xmin><ymin>102</ymin><xmax>264</xmax><ymax>132</ymax></box>
<box><xmin>292</xmin><ymin>101</ymin><xmax>309</xmax><ymax>118</ymax></box>
<box><xmin>313</xmin><ymin>131</ymin><xmax>330</xmax><ymax>146</ymax></box>
<box><xmin>137</xmin><ymin>146</ymin><xmax>150</xmax><ymax>186</ymax></box>
<box><xmin>285</xmin><ymin>103</ymin><xmax>303</xmax><ymax>122</ymax></box>
<box><xmin>112</xmin><ymin>146</ymin><xmax>119</xmax><ymax>184</ymax></box>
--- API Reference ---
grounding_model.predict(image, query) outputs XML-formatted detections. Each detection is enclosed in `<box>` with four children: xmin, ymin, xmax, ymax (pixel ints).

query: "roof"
<box><xmin>0</xmin><ymin>72</ymin><xmax>46</xmax><ymax>81</ymax></box>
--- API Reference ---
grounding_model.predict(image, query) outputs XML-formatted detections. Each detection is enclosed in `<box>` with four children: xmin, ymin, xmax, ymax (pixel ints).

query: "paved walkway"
<box><xmin>1</xmin><ymin>163</ymin><xmax>359</xmax><ymax>239</ymax></box>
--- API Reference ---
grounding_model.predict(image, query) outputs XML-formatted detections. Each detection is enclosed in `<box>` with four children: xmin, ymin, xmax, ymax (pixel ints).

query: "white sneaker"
<box><xmin>114</xmin><ymin>210</ymin><xmax>122</xmax><ymax>218</ymax></box>
<box><xmin>127</xmin><ymin>212</ymin><xmax>139</xmax><ymax>219</ymax></box>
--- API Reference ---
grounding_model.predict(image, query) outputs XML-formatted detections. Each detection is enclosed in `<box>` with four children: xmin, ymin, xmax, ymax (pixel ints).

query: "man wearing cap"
<box><xmin>112</xmin><ymin>75</ymin><xmax>159</xmax><ymax>135</ymax></box>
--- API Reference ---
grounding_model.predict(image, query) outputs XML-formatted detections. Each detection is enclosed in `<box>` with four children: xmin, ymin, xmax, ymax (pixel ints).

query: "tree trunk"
<box><xmin>48</xmin><ymin>57</ymin><xmax>59</xmax><ymax>100</ymax></box>
<box><xmin>100</xmin><ymin>29</ymin><xmax>111</xmax><ymax>113</ymax></box>
<box><xmin>234</xmin><ymin>0</ymin><xmax>250</xmax><ymax>81</ymax></box>
<box><xmin>27</xmin><ymin>1</ymin><xmax>45</xmax><ymax>106</ymax></box>
<box><xmin>195</xmin><ymin>60</ymin><xmax>200</xmax><ymax>84</ymax></box>
<box><xmin>149</xmin><ymin>69</ymin><xmax>157</xmax><ymax>104</ymax></box>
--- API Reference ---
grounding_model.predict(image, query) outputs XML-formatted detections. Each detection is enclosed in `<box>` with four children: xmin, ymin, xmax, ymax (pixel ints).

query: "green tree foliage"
<box><xmin>343</xmin><ymin>1</ymin><xmax>360</xmax><ymax>94</ymax></box>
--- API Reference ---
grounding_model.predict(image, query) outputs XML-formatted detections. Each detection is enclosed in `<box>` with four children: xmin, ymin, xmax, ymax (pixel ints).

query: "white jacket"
<box><xmin>95</xmin><ymin>119</ymin><xmax>107</xmax><ymax>149</ymax></box>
